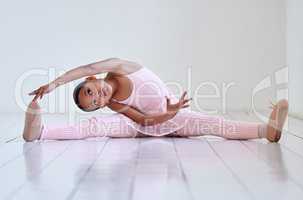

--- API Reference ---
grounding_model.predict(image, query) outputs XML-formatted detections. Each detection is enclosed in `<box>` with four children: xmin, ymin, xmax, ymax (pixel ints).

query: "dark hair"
<box><xmin>73</xmin><ymin>81</ymin><xmax>99</xmax><ymax>112</ymax></box>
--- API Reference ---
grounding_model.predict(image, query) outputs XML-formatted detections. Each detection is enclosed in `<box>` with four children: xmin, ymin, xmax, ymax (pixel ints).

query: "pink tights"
<box><xmin>40</xmin><ymin>110</ymin><xmax>263</xmax><ymax>140</ymax></box>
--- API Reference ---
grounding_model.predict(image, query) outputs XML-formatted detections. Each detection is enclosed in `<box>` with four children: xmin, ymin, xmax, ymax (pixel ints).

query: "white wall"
<box><xmin>287</xmin><ymin>0</ymin><xmax>303</xmax><ymax>118</ymax></box>
<box><xmin>0</xmin><ymin>0</ymin><xmax>286</xmax><ymax>113</ymax></box>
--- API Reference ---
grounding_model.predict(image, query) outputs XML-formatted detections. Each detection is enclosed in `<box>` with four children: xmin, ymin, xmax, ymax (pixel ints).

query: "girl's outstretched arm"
<box><xmin>108</xmin><ymin>92</ymin><xmax>191</xmax><ymax>126</ymax></box>
<box><xmin>29</xmin><ymin>58</ymin><xmax>141</xmax><ymax>101</ymax></box>
<box><xmin>108</xmin><ymin>102</ymin><xmax>176</xmax><ymax>126</ymax></box>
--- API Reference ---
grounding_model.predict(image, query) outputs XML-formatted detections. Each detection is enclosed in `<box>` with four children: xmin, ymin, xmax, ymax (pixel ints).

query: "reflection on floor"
<box><xmin>0</xmin><ymin>112</ymin><xmax>303</xmax><ymax>200</ymax></box>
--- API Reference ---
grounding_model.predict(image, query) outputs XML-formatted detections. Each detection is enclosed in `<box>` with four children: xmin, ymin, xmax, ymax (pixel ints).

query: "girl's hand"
<box><xmin>166</xmin><ymin>91</ymin><xmax>192</xmax><ymax>115</ymax></box>
<box><xmin>29</xmin><ymin>83</ymin><xmax>57</xmax><ymax>101</ymax></box>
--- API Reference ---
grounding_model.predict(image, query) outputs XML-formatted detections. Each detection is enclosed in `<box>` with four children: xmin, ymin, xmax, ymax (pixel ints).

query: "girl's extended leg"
<box><xmin>23</xmin><ymin>102</ymin><xmax>140</xmax><ymax>141</ymax></box>
<box><xmin>172</xmin><ymin>99</ymin><xmax>288</xmax><ymax>142</ymax></box>
<box><xmin>172</xmin><ymin>110</ymin><xmax>262</xmax><ymax>140</ymax></box>
<box><xmin>39</xmin><ymin>115</ymin><xmax>140</xmax><ymax>140</ymax></box>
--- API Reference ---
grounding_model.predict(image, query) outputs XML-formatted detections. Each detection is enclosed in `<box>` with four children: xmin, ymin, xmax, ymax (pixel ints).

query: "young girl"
<box><xmin>23</xmin><ymin>58</ymin><xmax>289</xmax><ymax>142</ymax></box>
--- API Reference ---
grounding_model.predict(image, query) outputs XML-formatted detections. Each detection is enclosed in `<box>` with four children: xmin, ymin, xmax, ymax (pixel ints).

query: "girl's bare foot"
<box><xmin>23</xmin><ymin>101</ymin><xmax>43</xmax><ymax>142</ymax></box>
<box><xmin>266</xmin><ymin>99</ymin><xmax>289</xmax><ymax>142</ymax></box>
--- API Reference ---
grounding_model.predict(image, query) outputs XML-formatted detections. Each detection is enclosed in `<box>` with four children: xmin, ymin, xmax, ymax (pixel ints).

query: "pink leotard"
<box><xmin>111</xmin><ymin>67</ymin><xmax>188</xmax><ymax>136</ymax></box>
<box><xmin>112</xmin><ymin>67</ymin><xmax>177</xmax><ymax>114</ymax></box>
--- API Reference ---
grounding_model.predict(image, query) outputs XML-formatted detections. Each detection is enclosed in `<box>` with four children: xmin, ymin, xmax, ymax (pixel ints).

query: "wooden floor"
<box><xmin>1</xmin><ymin>112</ymin><xmax>303</xmax><ymax>200</ymax></box>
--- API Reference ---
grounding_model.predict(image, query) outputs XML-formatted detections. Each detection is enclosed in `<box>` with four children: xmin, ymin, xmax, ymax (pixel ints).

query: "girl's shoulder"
<box><xmin>106</xmin><ymin>66</ymin><xmax>145</xmax><ymax>79</ymax></box>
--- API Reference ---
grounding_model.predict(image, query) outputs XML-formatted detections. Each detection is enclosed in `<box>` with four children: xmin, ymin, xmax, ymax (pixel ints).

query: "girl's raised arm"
<box><xmin>29</xmin><ymin>58</ymin><xmax>140</xmax><ymax>101</ymax></box>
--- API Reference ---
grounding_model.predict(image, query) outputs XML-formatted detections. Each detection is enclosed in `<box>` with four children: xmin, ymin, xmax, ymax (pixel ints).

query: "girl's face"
<box><xmin>78</xmin><ymin>79</ymin><xmax>113</xmax><ymax>111</ymax></box>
